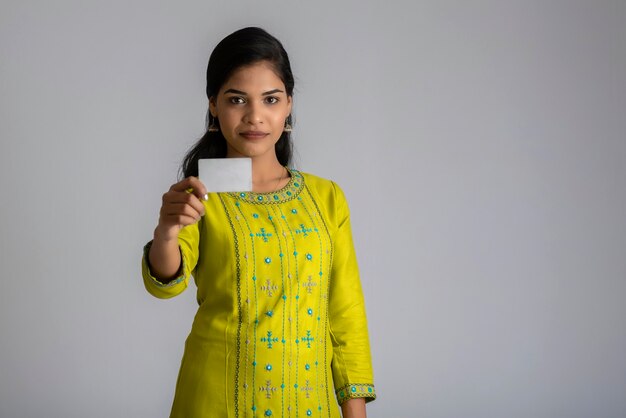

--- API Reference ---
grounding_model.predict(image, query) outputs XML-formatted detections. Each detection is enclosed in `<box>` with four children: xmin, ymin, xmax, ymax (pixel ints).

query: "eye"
<box><xmin>265</xmin><ymin>96</ymin><xmax>279</xmax><ymax>104</ymax></box>
<box><xmin>228</xmin><ymin>96</ymin><xmax>245</xmax><ymax>104</ymax></box>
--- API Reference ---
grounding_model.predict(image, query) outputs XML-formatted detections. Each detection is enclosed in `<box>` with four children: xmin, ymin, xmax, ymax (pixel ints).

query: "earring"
<box><xmin>208</xmin><ymin>118</ymin><xmax>219</xmax><ymax>132</ymax></box>
<box><xmin>283</xmin><ymin>121</ymin><xmax>292</xmax><ymax>132</ymax></box>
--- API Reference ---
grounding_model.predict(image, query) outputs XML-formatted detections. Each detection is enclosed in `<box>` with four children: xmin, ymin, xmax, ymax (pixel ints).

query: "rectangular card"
<box><xmin>198</xmin><ymin>158</ymin><xmax>252</xmax><ymax>193</ymax></box>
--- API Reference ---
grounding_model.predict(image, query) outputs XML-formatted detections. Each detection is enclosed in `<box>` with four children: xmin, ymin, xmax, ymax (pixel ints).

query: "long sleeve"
<box><xmin>141</xmin><ymin>220</ymin><xmax>201</xmax><ymax>299</ymax></box>
<box><xmin>138</xmin><ymin>171</ymin><xmax>376</xmax><ymax>416</ymax></box>
<box><xmin>327</xmin><ymin>182</ymin><xmax>376</xmax><ymax>404</ymax></box>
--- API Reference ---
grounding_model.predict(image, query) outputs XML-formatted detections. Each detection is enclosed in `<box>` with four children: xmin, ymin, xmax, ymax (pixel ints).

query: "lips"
<box><xmin>240</xmin><ymin>131</ymin><xmax>269</xmax><ymax>139</ymax></box>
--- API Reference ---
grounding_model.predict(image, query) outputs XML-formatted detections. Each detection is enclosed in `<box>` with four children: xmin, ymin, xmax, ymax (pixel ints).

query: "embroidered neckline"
<box><xmin>229</xmin><ymin>168</ymin><xmax>304</xmax><ymax>204</ymax></box>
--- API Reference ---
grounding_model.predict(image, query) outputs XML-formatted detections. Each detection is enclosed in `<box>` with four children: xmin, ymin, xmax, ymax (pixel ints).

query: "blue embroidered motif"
<box><xmin>295</xmin><ymin>224</ymin><xmax>313</xmax><ymax>236</ymax></box>
<box><xmin>260</xmin><ymin>331</ymin><xmax>279</xmax><ymax>349</ymax></box>
<box><xmin>301</xmin><ymin>330</ymin><xmax>314</xmax><ymax>348</ymax></box>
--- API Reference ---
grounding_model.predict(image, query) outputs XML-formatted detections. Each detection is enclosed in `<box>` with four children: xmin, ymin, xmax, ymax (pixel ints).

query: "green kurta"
<box><xmin>142</xmin><ymin>169</ymin><xmax>375</xmax><ymax>417</ymax></box>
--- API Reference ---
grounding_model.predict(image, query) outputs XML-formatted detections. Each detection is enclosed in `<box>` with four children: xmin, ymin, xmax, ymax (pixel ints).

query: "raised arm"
<box><xmin>141</xmin><ymin>176</ymin><xmax>207</xmax><ymax>298</ymax></box>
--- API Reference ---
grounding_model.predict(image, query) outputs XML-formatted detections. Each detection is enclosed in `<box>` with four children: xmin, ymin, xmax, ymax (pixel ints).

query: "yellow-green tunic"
<box><xmin>142</xmin><ymin>169</ymin><xmax>375</xmax><ymax>418</ymax></box>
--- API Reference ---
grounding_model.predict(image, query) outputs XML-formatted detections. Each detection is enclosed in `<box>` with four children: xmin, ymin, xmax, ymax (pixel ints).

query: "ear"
<box><xmin>286</xmin><ymin>95</ymin><xmax>293</xmax><ymax>116</ymax></box>
<box><xmin>208</xmin><ymin>97</ymin><xmax>217</xmax><ymax>117</ymax></box>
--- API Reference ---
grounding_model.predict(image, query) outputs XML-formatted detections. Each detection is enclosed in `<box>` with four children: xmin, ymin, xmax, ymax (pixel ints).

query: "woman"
<box><xmin>141</xmin><ymin>27</ymin><xmax>375</xmax><ymax>418</ymax></box>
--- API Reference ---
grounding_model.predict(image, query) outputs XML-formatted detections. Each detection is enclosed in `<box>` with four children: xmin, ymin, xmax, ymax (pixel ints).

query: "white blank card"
<box><xmin>198</xmin><ymin>158</ymin><xmax>252</xmax><ymax>193</ymax></box>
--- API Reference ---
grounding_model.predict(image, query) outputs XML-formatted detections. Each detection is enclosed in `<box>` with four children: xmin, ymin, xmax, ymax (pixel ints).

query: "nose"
<box><xmin>243</xmin><ymin>101</ymin><xmax>263</xmax><ymax>125</ymax></box>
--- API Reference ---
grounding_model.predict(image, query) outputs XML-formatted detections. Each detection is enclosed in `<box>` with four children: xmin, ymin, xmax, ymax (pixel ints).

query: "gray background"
<box><xmin>1</xmin><ymin>1</ymin><xmax>625</xmax><ymax>417</ymax></box>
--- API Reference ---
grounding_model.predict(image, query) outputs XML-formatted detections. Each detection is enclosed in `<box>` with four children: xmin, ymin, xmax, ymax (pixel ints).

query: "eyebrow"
<box><xmin>223</xmin><ymin>88</ymin><xmax>284</xmax><ymax>96</ymax></box>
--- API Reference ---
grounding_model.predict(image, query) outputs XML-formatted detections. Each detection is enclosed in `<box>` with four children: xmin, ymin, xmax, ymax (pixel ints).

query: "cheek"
<box><xmin>273</xmin><ymin>107</ymin><xmax>291</xmax><ymax>122</ymax></box>
<box><xmin>219</xmin><ymin>112</ymin><xmax>240</xmax><ymax>129</ymax></box>
<box><xmin>270</xmin><ymin>113</ymin><xmax>285</xmax><ymax>124</ymax></box>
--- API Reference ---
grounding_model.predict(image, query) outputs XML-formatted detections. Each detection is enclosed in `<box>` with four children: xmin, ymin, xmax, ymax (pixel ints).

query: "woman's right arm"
<box><xmin>147</xmin><ymin>176</ymin><xmax>208</xmax><ymax>283</ymax></box>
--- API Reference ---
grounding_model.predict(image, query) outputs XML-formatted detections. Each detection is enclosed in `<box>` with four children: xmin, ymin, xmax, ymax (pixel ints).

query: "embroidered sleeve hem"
<box><xmin>335</xmin><ymin>383</ymin><xmax>376</xmax><ymax>404</ymax></box>
<box><xmin>142</xmin><ymin>240</ymin><xmax>186</xmax><ymax>288</ymax></box>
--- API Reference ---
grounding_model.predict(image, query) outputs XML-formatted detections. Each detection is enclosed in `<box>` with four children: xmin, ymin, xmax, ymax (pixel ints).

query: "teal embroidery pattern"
<box><xmin>218</xmin><ymin>195</ymin><xmax>243</xmax><ymax>417</ymax></box>
<box><xmin>276</xmin><ymin>202</ymin><xmax>303</xmax><ymax>414</ymax></box>
<box><xmin>295</xmin><ymin>224</ymin><xmax>313</xmax><ymax>236</ymax></box>
<box><xmin>301</xmin><ymin>330</ymin><xmax>314</xmax><ymax>348</ymax></box>
<box><xmin>229</xmin><ymin>171</ymin><xmax>304</xmax><ymax>205</ymax></box>
<box><xmin>232</xmin><ymin>197</ymin><xmax>261</xmax><ymax>413</ymax></box>
<box><xmin>261</xmin><ymin>331</ymin><xmax>279</xmax><ymax>349</ymax></box>
<box><xmin>299</xmin><ymin>187</ymin><xmax>333</xmax><ymax>412</ymax></box>
<box><xmin>204</xmin><ymin>170</ymin><xmax>375</xmax><ymax>417</ymax></box>
<box><xmin>336</xmin><ymin>383</ymin><xmax>377</xmax><ymax>403</ymax></box>
<box><xmin>303</xmin><ymin>185</ymin><xmax>336</xmax><ymax>412</ymax></box>
<box><xmin>255</xmin><ymin>227</ymin><xmax>273</xmax><ymax>242</ymax></box>
<box><xmin>266</xmin><ymin>204</ymin><xmax>289</xmax><ymax>415</ymax></box>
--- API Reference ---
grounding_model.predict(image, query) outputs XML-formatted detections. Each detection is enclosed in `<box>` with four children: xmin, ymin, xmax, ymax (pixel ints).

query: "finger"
<box><xmin>161</xmin><ymin>201</ymin><xmax>204</xmax><ymax>221</ymax></box>
<box><xmin>187</xmin><ymin>176</ymin><xmax>209</xmax><ymax>201</ymax></box>
<box><xmin>170</xmin><ymin>178</ymin><xmax>198</xmax><ymax>194</ymax></box>
<box><xmin>171</xmin><ymin>177</ymin><xmax>208</xmax><ymax>201</ymax></box>
<box><xmin>160</xmin><ymin>212</ymin><xmax>201</xmax><ymax>227</ymax></box>
<box><xmin>162</xmin><ymin>190</ymin><xmax>206</xmax><ymax>216</ymax></box>
<box><xmin>161</xmin><ymin>202</ymin><xmax>202</xmax><ymax>219</ymax></box>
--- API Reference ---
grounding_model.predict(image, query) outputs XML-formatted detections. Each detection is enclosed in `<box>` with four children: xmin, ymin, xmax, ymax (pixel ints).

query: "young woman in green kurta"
<box><xmin>142</xmin><ymin>27</ymin><xmax>375</xmax><ymax>418</ymax></box>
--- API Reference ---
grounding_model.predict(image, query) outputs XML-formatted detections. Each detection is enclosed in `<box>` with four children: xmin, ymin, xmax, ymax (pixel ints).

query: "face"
<box><xmin>209</xmin><ymin>61</ymin><xmax>292</xmax><ymax>161</ymax></box>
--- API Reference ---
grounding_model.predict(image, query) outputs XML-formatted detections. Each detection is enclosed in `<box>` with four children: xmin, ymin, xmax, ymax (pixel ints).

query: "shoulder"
<box><xmin>295</xmin><ymin>170</ymin><xmax>350</xmax><ymax>219</ymax></box>
<box><xmin>299</xmin><ymin>170</ymin><xmax>333</xmax><ymax>190</ymax></box>
<box><xmin>297</xmin><ymin>170</ymin><xmax>345</xmax><ymax>199</ymax></box>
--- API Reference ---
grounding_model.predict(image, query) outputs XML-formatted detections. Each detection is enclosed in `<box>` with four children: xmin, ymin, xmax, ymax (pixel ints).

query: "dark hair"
<box><xmin>180</xmin><ymin>27</ymin><xmax>295</xmax><ymax>179</ymax></box>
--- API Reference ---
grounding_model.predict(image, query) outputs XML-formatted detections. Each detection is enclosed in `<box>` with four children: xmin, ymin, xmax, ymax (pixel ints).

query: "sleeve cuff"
<box><xmin>335</xmin><ymin>383</ymin><xmax>376</xmax><ymax>404</ymax></box>
<box><xmin>142</xmin><ymin>240</ymin><xmax>186</xmax><ymax>288</ymax></box>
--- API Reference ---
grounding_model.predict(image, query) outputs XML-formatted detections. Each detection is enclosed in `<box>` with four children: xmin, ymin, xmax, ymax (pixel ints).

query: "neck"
<box><xmin>248</xmin><ymin>153</ymin><xmax>289</xmax><ymax>193</ymax></box>
<box><xmin>251</xmin><ymin>155</ymin><xmax>285</xmax><ymax>184</ymax></box>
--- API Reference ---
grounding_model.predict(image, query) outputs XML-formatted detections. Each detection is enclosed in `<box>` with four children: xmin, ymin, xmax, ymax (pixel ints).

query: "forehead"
<box><xmin>222</xmin><ymin>61</ymin><xmax>285</xmax><ymax>92</ymax></box>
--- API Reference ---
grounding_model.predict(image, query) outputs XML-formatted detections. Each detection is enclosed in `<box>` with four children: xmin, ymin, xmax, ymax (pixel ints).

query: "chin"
<box><xmin>229</xmin><ymin>144</ymin><xmax>275</xmax><ymax>159</ymax></box>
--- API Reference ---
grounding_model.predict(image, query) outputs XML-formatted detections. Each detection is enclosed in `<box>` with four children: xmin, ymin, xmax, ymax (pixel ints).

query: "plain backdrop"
<box><xmin>1</xmin><ymin>1</ymin><xmax>625</xmax><ymax>417</ymax></box>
